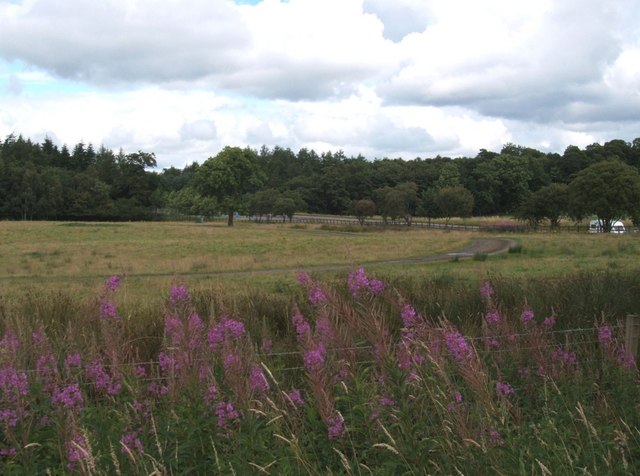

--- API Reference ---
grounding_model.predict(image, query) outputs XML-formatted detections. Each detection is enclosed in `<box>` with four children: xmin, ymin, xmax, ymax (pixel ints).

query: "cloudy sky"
<box><xmin>1</xmin><ymin>0</ymin><xmax>639</xmax><ymax>169</ymax></box>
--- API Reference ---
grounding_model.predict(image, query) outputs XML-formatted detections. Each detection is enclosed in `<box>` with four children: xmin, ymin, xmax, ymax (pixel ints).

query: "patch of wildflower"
<box><xmin>401</xmin><ymin>304</ymin><xmax>420</xmax><ymax>329</ymax></box>
<box><xmin>291</xmin><ymin>311</ymin><xmax>311</xmax><ymax>341</ymax></box>
<box><xmin>249</xmin><ymin>366</ymin><xmax>269</xmax><ymax>394</ymax></box>
<box><xmin>0</xmin><ymin>408</ymin><xmax>18</xmax><ymax>427</ymax></box>
<box><xmin>215</xmin><ymin>401</ymin><xmax>240</xmax><ymax>430</ymax></box>
<box><xmin>64</xmin><ymin>353</ymin><xmax>82</xmax><ymax>371</ymax></box>
<box><xmin>208</xmin><ymin>318</ymin><xmax>246</xmax><ymax>351</ymax></box>
<box><xmin>316</xmin><ymin>316</ymin><xmax>335</xmax><ymax>343</ymax></box>
<box><xmin>447</xmin><ymin>391</ymin><xmax>464</xmax><ymax>411</ymax></box>
<box><xmin>347</xmin><ymin>267</ymin><xmax>385</xmax><ymax>297</ymax></box>
<box><xmin>327</xmin><ymin>412</ymin><xmax>346</xmax><ymax>440</ymax></box>
<box><xmin>104</xmin><ymin>275</ymin><xmax>121</xmax><ymax>292</ymax></box>
<box><xmin>85</xmin><ymin>359</ymin><xmax>122</xmax><ymax>395</ymax></box>
<box><xmin>551</xmin><ymin>348</ymin><xmax>577</xmax><ymax>366</ymax></box>
<box><xmin>488</xmin><ymin>429</ymin><xmax>504</xmax><ymax>447</ymax></box>
<box><xmin>51</xmin><ymin>383</ymin><xmax>84</xmax><ymax>412</ymax></box>
<box><xmin>120</xmin><ymin>431</ymin><xmax>144</xmax><ymax>455</ymax></box>
<box><xmin>495</xmin><ymin>381</ymin><xmax>515</xmax><ymax>398</ymax></box>
<box><xmin>543</xmin><ymin>314</ymin><xmax>556</xmax><ymax>329</ymax></box>
<box><xmin>480</xmin><ymin>281</ymin><xmax>495</xmax><ymax>301</ymax></box>
<box><xmin>303</xmin><ymin>342</ymin><xmax>326</xmax><ymax>372</ymax></box>
<box><xmin>444</xmin><ymin>331</ymin><xmax>473</xmax><ymax>362</ymax></box>
<box><xmin>286</xmin><ymin>389</ymin><xmax>304</xmax><ymax>409</ymax></box>
<box><xmin>147</xmin><ymin>383</ymin><xmax>169</xmax><ymax>397</ymax></box>
<box><xmin>66</xmin><ymin>433</ymin><xmax>89</xmax><ymax>472</ymax></box>
<box><xmin>99</xmin><ymin>298</ymin><xmax>119</xmax><ymax>320</ymax></box>
<box><xmin>0</xmin><ymin>331</ymin><xmax>19</xmax><ymax>356</ymax></box>
<box><xmin>485</xmin><ymin>309</ymin><xmax>501</xmax><ymax>326</ymax></box>
<box><xmin>169</xmin><ymin>284</ymin><xmax>191</xmax><ymax>306</ymax></box>
<box><xmin>521</xmin><ymin>307</ymin><xmax>535</xmax><ymax>325</ymax></box>
<box><xmin>0</xmin><ymin>447</ymin><xmax>16</xmax><ymax>458</ymax></box>
<box><xmin>597</xmin><ymin>324</ymin><xmax>613</xmax><ymax>348</ymax></box>
<box><xmin>0</xmin><ymin>367</ymin><xmax>29</xmax><ymax>402</ymax></box>
<box><xmin>204</xmin><ymin>384</ymin><xmax>219</xmax><ymax>406</ymax></box>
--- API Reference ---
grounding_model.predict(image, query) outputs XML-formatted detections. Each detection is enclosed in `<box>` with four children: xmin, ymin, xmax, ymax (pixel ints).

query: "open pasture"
<box><xmin>2</xmin><ymin>220</ymin><xmax>640</xmax><ymax>298</ymax></box>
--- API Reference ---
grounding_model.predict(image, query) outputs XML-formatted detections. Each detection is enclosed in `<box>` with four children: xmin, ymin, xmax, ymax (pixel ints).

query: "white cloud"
<box><xmin>0</xmin><ymin>0</ymin><xmax>639</xmax><ymax>167</ymax></box>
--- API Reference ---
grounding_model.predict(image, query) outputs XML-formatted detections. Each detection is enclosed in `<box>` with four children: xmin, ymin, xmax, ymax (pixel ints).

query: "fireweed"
<box><xmin>0</xmin><ymin>271</ymin><xmax>636</xmax><ymax>473</ymax></box>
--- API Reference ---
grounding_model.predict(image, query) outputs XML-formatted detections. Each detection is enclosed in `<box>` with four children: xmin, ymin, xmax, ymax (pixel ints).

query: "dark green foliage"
<box><xmin>3</xmin><ymin>133</ymin><xmax>640</xmax><ymax>221</ymax></box>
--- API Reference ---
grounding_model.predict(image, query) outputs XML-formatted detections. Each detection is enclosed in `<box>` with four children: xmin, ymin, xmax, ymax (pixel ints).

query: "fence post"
<box><xmin>625</xmin><ymin>314</ymin><xmax>639</xmax><ymax>358</ymax></box>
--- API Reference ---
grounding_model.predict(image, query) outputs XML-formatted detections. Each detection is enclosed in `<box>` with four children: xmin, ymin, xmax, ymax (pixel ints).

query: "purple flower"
<box><xmin>521</xmin><ymin>308</ymin><xmax>535</xmax><ymax>324</ymax></box>
<box><xmin>488</xmin><ymin>429</ymin><xmax>503</xmax><ymax>446</ymax></box>
<box><xmin>551</xmin><ymin>348</ymin><xmax>577</xmax><ymax>366</ymax></box>
<box><xmin>158</xmin><ymin>352</ymin><xmax>175</xmax><ymax>374</ymax></box>
<box><xmin>223</xmin><ymin>353</ymin><xmax>241</xmax><ymax>374</ymax></box>
<box><xmin>327</xmin><ymin>412</ymin><xmax>346</xmax><ymax>440</ymax></box>
<box><xmin>121</xmin><ymin>431</ymin><xmax>144</xmax><ymax>455</ymax></box>
<box><xmin>204</xmin><ymin>384</ymin><xmax>219</xmax><ymax>406</ymax></box>
<box><xmin>249</xmin><ymin>366</ymin><xmax>269</xmax><ymax>394</ymax></box>
<box><xmin>485</xmin><ymin>309</ymin><xmax>501</xmax><ymax>326</ymax></box>
<box><xmin>0</xmin><ymin>331</ymin><xmax>19</xmax><ymax>353</ymax></box>
<box><xmin>444</xmin><ymin>331</ymin><xmax>473</xmax><ymax>362</ymax></box>
<box><xmin>598</xmin><ymin>324</ymin><xmax>613</xmax><ymax>347</ymax></box>
<box><xmin>0</xmin><ymin>408</ymin><xmax>18</xmax><ymax>427</ymax></box>
<box><xmin>296</xmin><ymin>272</ymin><xmax>311</xmax><ymax>285</ymax></box>
<box><xmin>104</xmin><ymin>275</ymin><xmax>121</xmax><ymax>292</ymax></box>
<box><xmin>368</xmin><ymin>279</ymin><xmax>385</xmax><ymax>295</ymax></box>
<box><xmin>64</xmin><ymin>353</ymin><xmax>82</xmax><ymax>370</ymax></box>
<box><xmin>215</xmin><ymin>401</ymin><xmax>240</xmax><ymax>430</ymax></box>
<box><xmin>480</xmin><ymin>281</ymin><xmax>494</xmax><ymax>301</ymax></box>
<box><xmin>66</xmin><ymin>434</ymin><xmax>88</xmax><ymax>467</ymax></box>
<box><xmin>348</xmin><ymin>267</ymin><xmax>369</xmax><ymax>296</ymax></box>
<box><xmin>291</xmin><ymin>311</ymin><xmax>311</xmax><ymax>340</ymax></box>
<box><xmin>316</xmin><ymin>316</ymin><xmax>335</xmax><ymax>343</ymax></box>
<box><xmin>617</xmin><ymin>349</ymin><xmax>636</xmax><ymax>369</ymax></box>
<box><xmin>207</xmin><ymin>319</ymin><xmax>245</xmax><ymax>350</ymax></box>
<box><xmin>147</xmin><ymin>383</ymin><xmax>169</xmax><ymax>397</ymax></box>
<box><xmin>447</xmin><ymin>391</ymin><xmax>463</xmax><ymax>411</ymax></box>
<box><xmin>286</xmin><ymin>389</ymin><xmax>304</xmax><ymax>408</ymax></box>
<box><xmin>495</xmin><ymin>381</ymin><xmax>515</xmax><ymax>398</ymax></box>
<box><xmin>51</xmin><ymin>383</ymin><xmax>84</xmax><ymax>412</ymax></box>
<box><xmin>401</xmin><ymin>304</ymin><xmax>419</xmax><ymax>328</ymax></box>
<box><xmin>85</xmin><ymin>359</ymin><xmax>122</xmax><ymax>395</ymax></box>
<box><xmin>169</xmin><ymin>285</ymin><xmax>191</xmax><ymax>306</ymax></box>
<box><xmin>99</xmin><ymin>298</ymin><xmax>119</xmax><ymax>320</ymax></box>
<box><xmin>0</xmin><ymin>447</ymin><xmax>16</xmax><ymax>457</ymax></box>
<box><xmin>303</xmin><ymin>342</ymin><xmax>326</xmax><ymax>372</ymax></box>
<box><xmin>307</xmin><ymin>285</ymin><xmax>327</xmax><ymax>305</ymax></box>
<box><xmin>0</xmin><ymin>367</ymin><xmax>29</xmax><ymax>401</ymax></box>
<box><xmin>379</xmin><ymin>397</ymin><xmax>396</xmax><ymax>407</ymax></box>
<box><xmin>543</xmin><ymin>315</ymin><xmax>556</xmax><ymax>329</ymax></box>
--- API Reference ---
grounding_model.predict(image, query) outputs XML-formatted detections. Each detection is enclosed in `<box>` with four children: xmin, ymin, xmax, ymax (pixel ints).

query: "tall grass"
<box><xmin>0</xmin><ymin>268</ymin><xmax>639</xmax><ymax>474</ymax></box>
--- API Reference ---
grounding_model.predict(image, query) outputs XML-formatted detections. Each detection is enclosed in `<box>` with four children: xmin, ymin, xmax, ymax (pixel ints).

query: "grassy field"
<box><xmin>2</xmin><ymin>220</ymin><xmax>640</xmax><ymax>297</ymax></box>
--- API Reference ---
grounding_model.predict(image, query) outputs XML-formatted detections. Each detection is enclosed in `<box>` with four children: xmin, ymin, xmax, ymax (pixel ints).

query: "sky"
<box><xmin>1</xmin><ymin>0</ymin><xmax>639</xmax><ymax>170</ymax></box>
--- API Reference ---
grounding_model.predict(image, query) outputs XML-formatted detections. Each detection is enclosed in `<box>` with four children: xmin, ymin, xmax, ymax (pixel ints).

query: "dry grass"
<box><xmin>3</xmin><ymin>220</ymin><xmax>640</xmax><ymax>299</ymax></box>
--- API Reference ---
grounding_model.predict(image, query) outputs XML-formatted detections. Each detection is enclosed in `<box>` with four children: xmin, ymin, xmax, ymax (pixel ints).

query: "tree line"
<box><xmin>2</xmin><ymin>134</ymin><xmax>640</xmax><ymax>230</ymax></box>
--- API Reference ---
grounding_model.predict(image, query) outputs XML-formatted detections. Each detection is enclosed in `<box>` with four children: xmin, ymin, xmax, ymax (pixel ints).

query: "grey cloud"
<box><xmin>381</xmin><ymin>0</ymin><xmax>639</xmax><ymax>125</ymax></box>
<box><xmin>0</xmin><ymin>0</ymin><xmax>250</xmax><ymax>85</ymax></box>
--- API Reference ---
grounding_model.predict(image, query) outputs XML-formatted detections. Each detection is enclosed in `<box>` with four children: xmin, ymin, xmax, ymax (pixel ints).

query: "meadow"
<box><xmin>1</xmin><ymin>220</ymin><xmax>640</xmax><ymax>474</ymax></box>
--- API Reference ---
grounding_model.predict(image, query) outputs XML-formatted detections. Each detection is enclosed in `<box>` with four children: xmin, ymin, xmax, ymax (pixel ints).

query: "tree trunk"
<box><xmin>227</xmin><ymin>211</ymin><xmax>234</xmax><ymax>227</ymax></box>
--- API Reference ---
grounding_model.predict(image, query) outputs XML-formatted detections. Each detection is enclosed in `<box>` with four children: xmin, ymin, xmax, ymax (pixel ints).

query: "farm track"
<box><xmin>0</xmin><ymin>238</ymin><xmax>518</xmax><ymax>284</ymax></box>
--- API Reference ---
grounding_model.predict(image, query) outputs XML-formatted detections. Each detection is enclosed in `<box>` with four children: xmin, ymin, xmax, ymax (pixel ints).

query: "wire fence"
<box><xmin>10</xmin><ymin>321</ymin><xmax>636</xmax><ymax>379</ymax></box>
